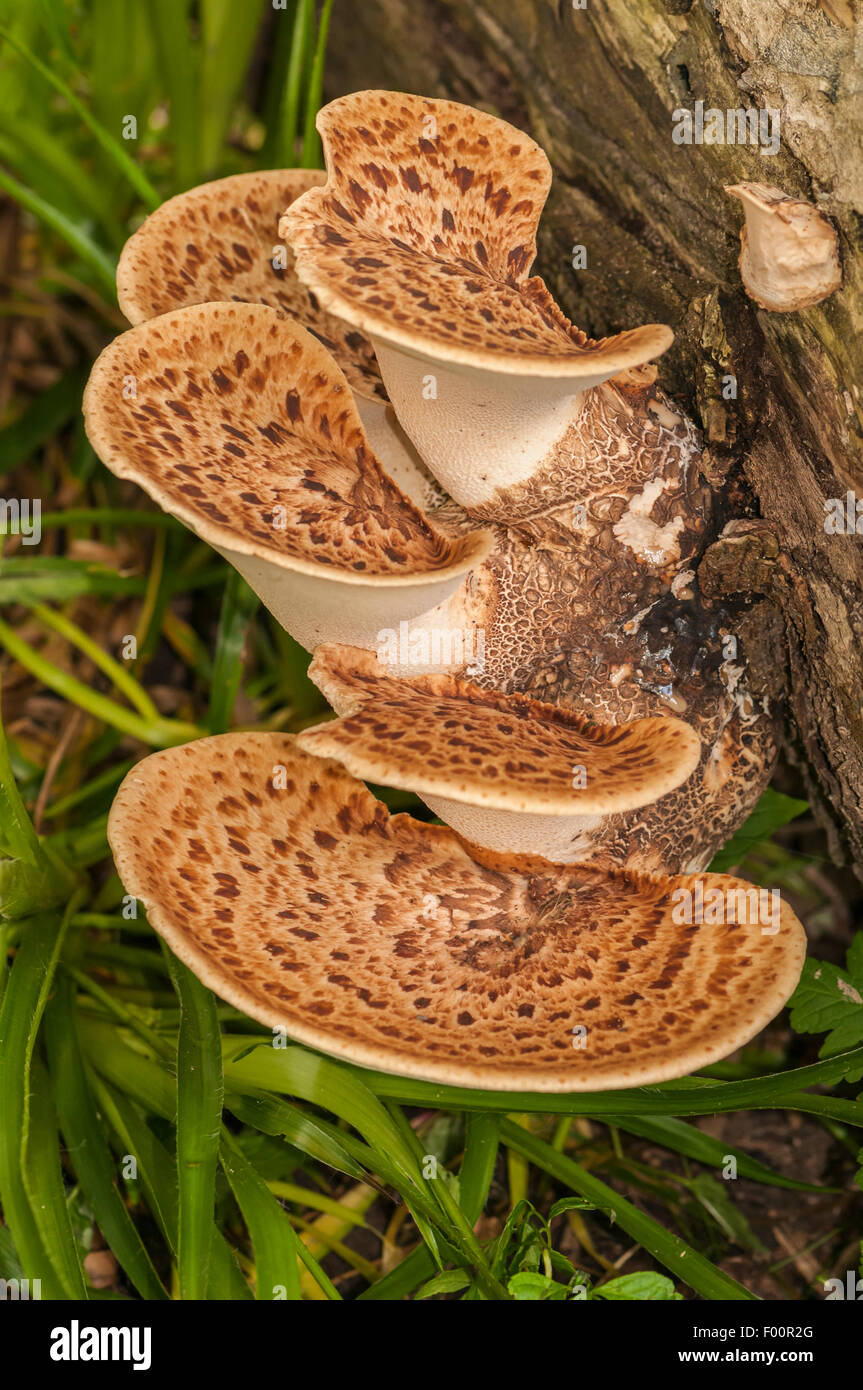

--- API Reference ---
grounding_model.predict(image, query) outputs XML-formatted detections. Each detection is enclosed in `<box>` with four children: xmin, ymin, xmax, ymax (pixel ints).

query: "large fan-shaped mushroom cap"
<box><xmin>108</xmin><ymin>733</ymin><xmax>807</xmax><ymax>1092</ymax></box>
<box><xmin>117</xmin><ymin>169</ymin><xmax>386</xmax><ymax>404</ymax></box>
<box><xmin>83</xmin><ymin>301</ymin><xmax>492</xmax><ymax>650</ymax></box>
<box><xmin>281</xmin><ymin>91</ymin><xmax>673</xmax><ymax>511</ymax></box>
<box><xmin>297</xmin><ymin>644</ymin><xmax>702</xmax><ymax>860</ymax></box>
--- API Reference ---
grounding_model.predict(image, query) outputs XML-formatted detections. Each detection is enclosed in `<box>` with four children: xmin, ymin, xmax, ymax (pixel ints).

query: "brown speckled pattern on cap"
<box><xmin>299</xmin><ymin>644</ymin><xmax>701</xmax><ymax>814</ymax></box>
<box><xmin>117</xmin><ymin>169</ymin><xmax>385</xmax><ymax>402</ymax></box>
<box><xmin>83</xmin><ymin>301</ymin><xmax>485</xmax><ymax>578</ymax></box>
<box><xmin>282</xmin><ymin>91</ymin><xmax>672</xmax><ymax>374</ymax></box>
<box><xmin>108</xmin><ymin>734</ymin><xmax>807</xmax><ymax>1092</ymax></box>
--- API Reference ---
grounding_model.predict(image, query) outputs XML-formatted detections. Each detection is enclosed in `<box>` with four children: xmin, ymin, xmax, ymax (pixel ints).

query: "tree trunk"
<box><xmin>325</xmin><ymin>0</ymin><xmax>863</xmax><ymax>868</ymax></box>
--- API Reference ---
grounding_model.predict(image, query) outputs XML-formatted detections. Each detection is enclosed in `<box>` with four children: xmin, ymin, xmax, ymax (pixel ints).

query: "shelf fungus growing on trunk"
<box><xmin>84</xmin><ymin>91</ymin><xmax>805</xmax><ymax>1090</ymax></box>
<box><xmin>108</xmin><ymin>735</ymin><xmax>806</xmax><ymax>1091</ymax></box>
<box><xmin>298</xmin><ymin>644</ymin><xmax>701</xmax><ymax>861</ymax></box>
<box><xmin>282</xmin><ymin>90</ymin><xmax>782</xmax><ymax>873</ymax></box>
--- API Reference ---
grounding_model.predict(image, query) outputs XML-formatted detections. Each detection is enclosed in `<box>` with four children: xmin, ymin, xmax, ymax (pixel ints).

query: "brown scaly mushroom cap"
<box><xmin>117</xmin><ymin>169</ymin><xmax>386</xmax><ymax>403</ymax></box>
<box><xmin>83</xmin><ymin>301</ymin><xmax>492</xmax><ymax>650</ymax></box>
<box><xmin>296</xmin><ymin>644</ymin><xmax>701</xmax><ymax>861</ymax></box>
<box><xmin>108</xmin><ymin>733</ymin><xmax>807</xmax><ymax>1092</ymax></box>
<box><xmin>282</xmin><ymin>91</ymin><xmax>671</xmax><ymax>378</ymax></box>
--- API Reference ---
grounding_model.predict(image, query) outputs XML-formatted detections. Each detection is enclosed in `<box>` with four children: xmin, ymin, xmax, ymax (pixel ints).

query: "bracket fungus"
<box><xmin>282</xmin><ymin>91</ymin><xmax>673</xmax><ymax>515</ymax></box>
<box><xmin>298</xmin><ymin>644</ymin><xmax>702</xmax><ymax>861</ymax></box>
<box><xmin>724</xmin><ymin>182</ymin><xmax>842</xmax><ymax>312</ymax></box>
<box><xmin>83</xmin><ymin>91</ymin><xmax>808</xmax><ymax>1091</ymax></box>
<box><xmin>108</xmin><ymin>734</ymin><xmax>806</xmax><ymax>1091</ymax></box>
<box><xmin>83</xmin><ymin>301</ymin><xmax>492</xmax><ymax>651</ymax></box>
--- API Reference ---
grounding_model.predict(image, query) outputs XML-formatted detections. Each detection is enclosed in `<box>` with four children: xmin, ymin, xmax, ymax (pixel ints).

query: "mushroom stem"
<box><xmin>372</xmin><ymin>340</ymin><xmax>588</xmax><ymax>513</ymax></box>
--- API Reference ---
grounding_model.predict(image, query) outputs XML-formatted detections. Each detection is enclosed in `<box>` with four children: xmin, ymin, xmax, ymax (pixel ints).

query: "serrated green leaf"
<box><xmin>789</xmin><ymin>939</ymin><xmax>863</xmax><ymax>1082</ymax></box>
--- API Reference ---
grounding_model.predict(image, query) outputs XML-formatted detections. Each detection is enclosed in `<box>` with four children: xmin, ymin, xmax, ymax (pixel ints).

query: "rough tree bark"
<box><xmin>325</xmin><ymin>0</ymin><xmax>863</xmax><ymax>868</ymax></box>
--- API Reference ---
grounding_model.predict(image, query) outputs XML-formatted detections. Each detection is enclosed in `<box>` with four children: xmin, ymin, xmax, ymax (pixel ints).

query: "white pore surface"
<box><xmin>217</xmin><ymin>545</ymin><xmax>477</xmax><ymax>654</ymax></box>
<box><xmin>422</xmin><ymin>791</ymin><xmax>603</xmax><ymax>862</ymax></box>
<box><xmin>355</xmin><ymin>396</ymin><xmax>434</xmax><ymax>508</ymax></box>
<box><xmin>373</xmin><ymin>341</ymin><xmax>600</xmax><ymax>510</ymax></box>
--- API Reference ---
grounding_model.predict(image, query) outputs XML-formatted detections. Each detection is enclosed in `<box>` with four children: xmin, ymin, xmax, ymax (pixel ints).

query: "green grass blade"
<box><xmin>220</xmin><ymin>1130</ymin><xmax>301</xmax><ymax>1300</ymax></box>
<box><xmin>143</xmin><ymin>0</ymin><xmax>200</xmax><ymax>190</ymax></box>
<box><xmin>43</xmin><ymin>976</ymin><xmax>169</xmax><ymax>1300</ymax></box>
<box><xmin>226</xmin><ymin>1090</ymin><xmax>368</xmax><ymax>1181</ymax></box>
<box><xmin>164</xmin><ymin>951</ymin><xmax>224</xmax><ymax>1299</ymax></box>
<box><xmin>605</xmin><ymin>1114</ymin><xmax>829</xmax><ymax>1193</ymax></box>
<box><xmin>460</xmin><ymin>1113</ymin><xmax>501</xmax><ymax>1223</ymax></box>
<box><xmin>0</xmin><ymin>673</ymin><xmax>40</xmax><ymax>864</ymax></box>
<box><xmin>208</xmin><ymin>569</ymin><xmax>258</xmax><ymax>733</ymax></box>
<box><xmin>0</xmin><ymin>25</ymin><xmax>160</xmax><ymax>210</ymax></box>
<box><xmin>0</xmin><ymin>165</ymin><xmax>116</xmax><ymax>296</ymax></box>
<box><xmin>0</xmin><ymin>614</ymin><xmax>202</xmax><ymax>745</ymax></box>
<box><xmin>23</xmin><ymin>1056</ymin><xmax>88</xmax><ymax>1298</ymax></box>
<box><xmin>0</xmin><ymin>910</ymin><xmax>69</xmax><ymax>1297</ymax></box>
<box><xmin>358</xmin><ymin>1047</ymin><xmax>863</xmax><ymax>1120</ymax></box>
<box><xmin>31</xmin><ymin>603</ymin><xmax>161</xmax><ymax>722</ymax></box>
<box><xmin>261</xmin><ymin>0</ymin><xmax>299</xmax><ymax>165</ymax></box>
<box><xmin>0</xmin><ymin>366</ymin><xmax>89</xmax><ymax>476</ymax></box>
<box><xmin>300</xmin><ymin>0</ymin><xmax>333</xmax><ymax>168</ymax></box>
<box><xmin>281</xmin><ymin>0</ymin><xmax>314</xmax><ymax>164</ymax></box>
<box><xmin>500</xmin><ymin>1119</ymin><xmax>756</xmax><ymax>1301</ymax></box>
<box><xmin>199</xmin><ymin>0</ymin><xmax>266</xmax><ymax>174</ymax></box>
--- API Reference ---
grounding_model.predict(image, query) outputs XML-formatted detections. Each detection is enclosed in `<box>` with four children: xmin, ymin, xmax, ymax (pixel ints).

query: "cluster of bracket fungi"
<box><xmin>84</xmin><ymin>92</ymin><xmax>806</xmax><ymax>1091</ymax></box>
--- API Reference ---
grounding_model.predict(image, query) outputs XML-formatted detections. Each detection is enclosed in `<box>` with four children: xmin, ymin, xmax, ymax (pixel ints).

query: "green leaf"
<box><xmin>199</xmin><ymin>0</ymin><xmax>266</xmax><ymax>174</ymax></box>
<box><xmin>788</xmin><ymin>936</ymin><xmax>863</xmax><ymax>1082</ymax></box>
<box><xmin>549</xmin><ymin>1196</ymin><xmax>596</xmax><ymax>1220</ymax></box>
<box><xmin>507</xmin><ymin>1271</ymin><xmax>568</xmax><ymax>1301</ymax></box>
<box><xmin>460</xmin><ymin>1113</ymin><xmax>500</xmax><ymax>1224</ymax></box>
<box><xmin>416</xmin><ymin>1268</ymin><xmax>472</xmax><ymax>1299</ymax></box>
<box><xmin>281</xmin><ymin>0</ymin><xmax>314</xmax><ymax>164</ymax></box>
<box><xmin>144</xmin><ymin>0</ymin><xmax>200</xmax><ymax>190</ymax></box>
<box><xmin>593</xmin><ymin>1272</ymin><xmax>681</xmax><ymax>1301</ymax></box>
<box><xmin>709</xmin><ymin>788</ymin><xmax>808</xmax><ymax>872</ymax></box>
<box><xmin>686</xmin><ymin>1173</ymin><xmax>766</xmax><ymax>1253</ymax></box>
<box><xmin>0</xmin><ymin>673</ymin><xmax>40</xmax><ymax>866</ymax></box>
<box><xmin>22</xmin><ymin>1056</ymin><xmax>88</xmax><ymax>1299</ymax></box>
